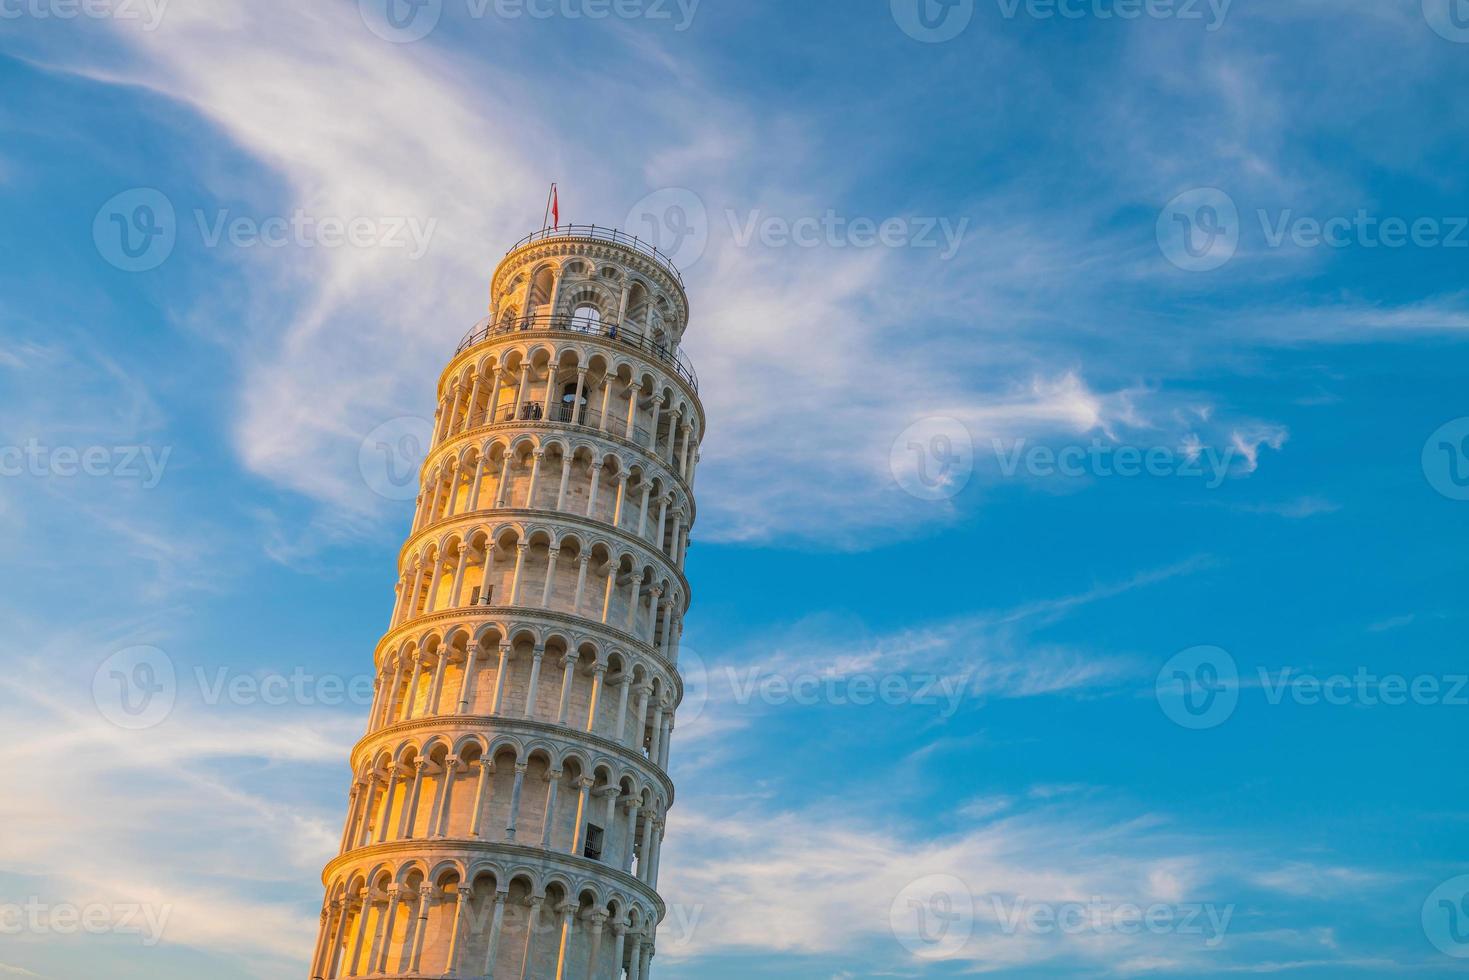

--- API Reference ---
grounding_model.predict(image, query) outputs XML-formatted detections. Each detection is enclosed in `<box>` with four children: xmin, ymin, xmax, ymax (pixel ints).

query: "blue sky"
<box><xmin>1</xmin><ymin>0</ymin><xmax>1468</xmax><ymax>976</ymax></box>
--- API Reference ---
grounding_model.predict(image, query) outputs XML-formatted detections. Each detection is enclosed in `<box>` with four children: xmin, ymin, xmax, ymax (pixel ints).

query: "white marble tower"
<box><xmin>311</xmin><ymin>226</ymin><xmax>702</xmax><ymax>980</ymax></box>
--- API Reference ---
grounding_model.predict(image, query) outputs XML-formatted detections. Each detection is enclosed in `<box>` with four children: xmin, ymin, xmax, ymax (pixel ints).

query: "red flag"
<box><xmin>551</xmin><ymin>185</ymin><xmax>559</xmax><ymax>227</ymax></box>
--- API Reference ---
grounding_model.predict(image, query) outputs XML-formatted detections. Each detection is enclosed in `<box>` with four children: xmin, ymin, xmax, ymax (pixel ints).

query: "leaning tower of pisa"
<box><xmin>311</xmin><ymin>226</ymin><xmax>702</xmax><ymax>980</ymax></box>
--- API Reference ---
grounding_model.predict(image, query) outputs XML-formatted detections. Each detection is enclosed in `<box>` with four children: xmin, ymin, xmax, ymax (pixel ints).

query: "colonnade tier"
<box><xmin>351</xmin><ymin>717</ymin><xmax>674</xmax><ymax>804</ymax></box>
<box><xmin>315</xmin><ymin>843</ymin><xmax>662</xmax><ymax>980</ymax></box>
<box><xmin>360</xmin><ymin>628</ymin><xmax>683</xmax><ymax>775</ymax></box>
<box><xmin>429</xmin><ymin>337</ymin><xmax>703</xmax><ymax>492</ymax></box>
<box><xmin>336</xmin><ymin>728</ymin><xmax>672</xmax><ymax>893</ymax></box>
<box><xmin>432</xmin><ymin>333</ymin><xmax>703</xmax><ymax>459</ymax></box>
<box><xmin>398</xmin><ymin>512</ymin><xmax>692</xmax><ymax>620</ymax></box>
<box><xmin>488</xmin><ymin>233</ymin><xmax>688</xmax><ymax>331</ymax></box>
<box><xmin>421</xmin><ymin>426</ymin><xmax>697</xmax><ymax>542</ymax></box>
<box><xmin>372</xmin><ymin>610</ymin><xmax>682</xmax><ymax>700</ymax></box>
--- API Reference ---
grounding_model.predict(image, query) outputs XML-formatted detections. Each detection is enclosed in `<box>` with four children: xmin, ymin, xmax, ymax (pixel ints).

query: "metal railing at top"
<box><xmin>455</xmin><ymin>313</ymin><xmax>699</xmax><ymax>392</ymax></box>
<box><xmin>507</xmin><ymin>225</ymin><xmax>685</xmax><ymax>288</ymax></box>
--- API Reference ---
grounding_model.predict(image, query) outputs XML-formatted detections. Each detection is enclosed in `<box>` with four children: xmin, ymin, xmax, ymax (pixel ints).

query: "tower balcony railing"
<box><xmin>507</xmin><ymin>224</ymin><xmax>686</xmax><ymax>289</ymax></box>
<box><xmin>456</xmin><ymin>313</ymin><xmax>699</xmax><ymax>393</ymax></box>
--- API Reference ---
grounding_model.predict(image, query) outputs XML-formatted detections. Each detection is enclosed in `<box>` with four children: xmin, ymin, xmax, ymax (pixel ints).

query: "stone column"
<box><xmin>406</xmin><ymin>888</ymin><xmax>432</xmax><ymax>972</ymax></box>
<box><xmin>518</xmin><ymin>896</ymin><xmax>544</xmax><ymax>980</ymax></box>
<box><xmin>456</xmin><ymin>646</ymin><xmax>479</xmax><ymax>714</ymax></box>
<box><xmin>621</xmin><ymin>800</ymin><xmax>642</xmax><ymax>872</ymax></box>
<box><xmin>486</xmin><ymin>365</ymin><xmax>503</xmax><ymax>423</ymax></box>
<box><xmin>449</xmin><ymin>545</ymin><xmax>471</xmax><ymax>606</ymax></box>
<box><xmin>398</xmin><ymin>759</ymin><xmax>428</xmax><ymax>839</ymax></box>
<box><xmin>571</xmin><ymin>367</ymin><xmax>588</xmax><ymax>424</ymax></box>
<box><xmin>585</xmin><ymin>461</ymin><xmax>603</xmax><ymax>518</ymax></box>
<box><xmin>525</xmin><ymin>449</ymin><xmax>545</xmax><ymax>508</ymax></box>
<box><xmin>480</xmin><ymin>891</ymin><xmax>508</xmax><ymax>977</ymax></box>
<box><xmin>346</xmin><ymin>891</ymin><xmax>373</xmax><ymax>977</ymax></box>
<box><xmin>511</xmin><ymin>364</ymin><xmax>531</xmax><ymax>419</ymax></box>
<box><xmin>373</xmin><ymin>769</ymin><xmax>397</xmax><ymax>844</ymax></box>
<box><xmin>612</xmin><ymin>473</ymin><xmax>629</xmax><ymax>528</ymax></box>
<box><xmin>371</xmin><ymin>885</ymin><xmax>400</xmax><ymax>974</ymax></box>
<box><xmin>638</xmin><ymin>811</ymin><xmax>656</xmax><ymax>882</ymax></box>
<box><xmin>584</xmin><ymin>912</ymin><xmax>607</xmax><ymax>980</ymax></box>
<box><xmin>598</xmin><ymin>376</ymin><xmax>615</xmax><ymax>432</ymax></box>
<box><xmin>623</xmin><ymin>382</ymin><xmax>642</xmax><ymax>441</ymax></box>
<box><xmin>445</xmin><ymin>885</ymin><xmax>473</xmax><ymax>975</ymax></box>
<box><xmin>541</xmin><ymin>545</ymin><xmax>561</xmax><ymax>608</ymax></box>
<box><xmin>470</xmin><ymin>759</ymin><xmax>494</xmax><ymax>839</ymax></box>
<box><xmin>609</xmin><ymin>924</ymin><xmax>627</xmax><ymax>980</ymax></box>
<box><xmin>569</xmin><ymin>777</ymin><xmax>594</xmax><ymax>855</ymax></box>
<box><xmin>505</xmin><ymin>763</ymin><xmax>528</xmax><ymax>841</ymax></box>
<box><xmin>402</xmin><ymin>655</ymin><xmax>426</xmax><ymax>722</ymax></box>
<box><xmin>510</xmin><ymin>543</ymin><xmax>529</xmax><ymax>605</ymax></box>
<box><xmin>426</xmin><ymin>648</ymin><xmax>451</xmax><ymax>716</ymax></box>
<box><xmin>492</xmin><ymin>644</ymin><xmax>513</xmax><ymax>714</ymax></box>
<box><xmin>625</xmin><ymin>933</ymin><xmax>643</xmax><ymax>980</ymax></box>
<box><xmin>540</xmin><ymin>769</ymin><xmax>563</xmax><ymax>848</ymax></box>
<box><xmin>424</xmin><ymin>554</ymin><xmax>447</xmax><ymax>613</ymax></box>
<box><xmin>431</xmin><ymin>755</ymin><xmax>459</xmax><ymax>838</ymax></box>
<box><xmin>556</xmin><ymin>652</ymin><xmax>579</xmax><ymax>726</ymax></box>
<box><xmin>637</xmin><ymin>484</ymin><xmax>653</xmax><ymax>537</ymax></box>
<box><xmin>572</xmin><ymin>555</ymin><xmax>590</xmax><ymax>615</ymax></box>
<box><xmin>555</xmin><ymin>454</ymin><xmax>574</xmax><ymax>510</ymax></box>
<box><xmin>584</xmin><ymin>663</ymin><xmax>606</xmax><ymax>732</ymax></box>
<box><xmin>524</xmin><ymin>646</ymin><xmax>546</xmax><ymax>720</ymax></box>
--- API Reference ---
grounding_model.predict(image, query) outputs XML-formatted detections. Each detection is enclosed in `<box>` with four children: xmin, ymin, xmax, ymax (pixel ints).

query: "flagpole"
<box><xmin>542</xmin><ymin>182</ymin><xmax>557</xmax><ymax>230</ymax></box>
